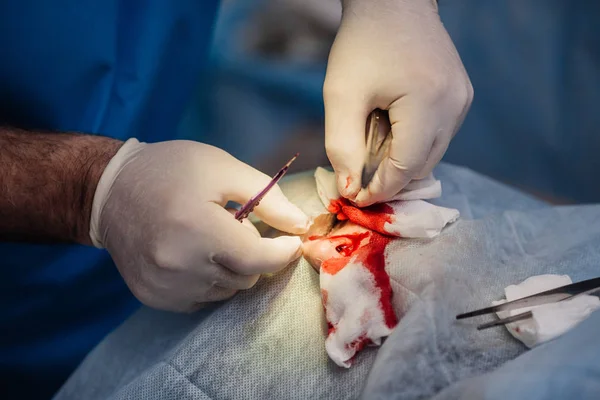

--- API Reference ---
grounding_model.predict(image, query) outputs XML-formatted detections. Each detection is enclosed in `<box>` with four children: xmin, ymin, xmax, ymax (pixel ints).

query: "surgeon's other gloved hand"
<box><xmin>89</xmin><ymin>139</ymin><xmax>310</xmax><ymax>312</ymax></box>
<box><xmin>324</xmin><ymin>0</ymin><xmax>473</xmax><ymax>206</ymax></box>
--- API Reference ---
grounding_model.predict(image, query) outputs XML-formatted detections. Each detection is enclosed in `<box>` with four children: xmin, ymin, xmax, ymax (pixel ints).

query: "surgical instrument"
<box><xmin>456</xmin><ymin>276</ymin><xmax>600</xmax><ymax>330</ymax></box>
<box><xmin>361</xmin><ymin>109</ymin><xmax>393</xmax><ymax>188</ymax></box>
<box><xmin>235</xmin><ymin>153</ymin><xmax>299</xmax><ymax>222</ymax></box>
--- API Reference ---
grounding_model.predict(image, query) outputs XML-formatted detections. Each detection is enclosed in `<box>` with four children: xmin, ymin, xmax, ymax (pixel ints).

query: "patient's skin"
<box><xmin>302</xmin><ymin>215</ymin><xmax>372</xmax><ymax>271</ymax></box>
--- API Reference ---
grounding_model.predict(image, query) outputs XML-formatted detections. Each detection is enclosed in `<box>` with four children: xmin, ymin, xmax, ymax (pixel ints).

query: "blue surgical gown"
<box><xmin>0</xmin><ymin>1</ymin><xmax>219</xmax><ymax>398</ymax></box>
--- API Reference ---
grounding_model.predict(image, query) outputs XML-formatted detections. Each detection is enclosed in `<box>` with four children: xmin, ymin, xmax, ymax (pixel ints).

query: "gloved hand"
<box><xmin>89</xmin><ymin>139</ymin><xmax>309</xmax><ymax>312</ymax></box>
<box><xmin>323</xmin><ymin>0</ymin><xmax>473</xmax><ymax>206</ymax></box>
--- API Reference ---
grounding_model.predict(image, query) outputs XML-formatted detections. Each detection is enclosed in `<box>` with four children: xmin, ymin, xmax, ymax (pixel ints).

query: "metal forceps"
<box><xmin>361</xmin><ymin>109</ymin><xmax>393</xmax><ymax>189</ymax></box>
<box><xmin>456</xmin><ymin>276</ymin><xmax>600</xmax><ymax>330</ymax></box>
<box><xmin>234</xmin><ymin>153</ymin><xmax>299</xmax><ymax>222</ymax></box>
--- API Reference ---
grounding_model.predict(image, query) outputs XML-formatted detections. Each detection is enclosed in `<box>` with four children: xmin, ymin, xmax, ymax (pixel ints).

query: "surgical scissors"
<box><xmin>234</xmin><ymin>153</ymin><xmax>299</xmax><ymax>222</ymax></box>
<box><xmin>456</xmin><ymin>276</ymin><xmax>600</xmax><ymax>330</ymax></box>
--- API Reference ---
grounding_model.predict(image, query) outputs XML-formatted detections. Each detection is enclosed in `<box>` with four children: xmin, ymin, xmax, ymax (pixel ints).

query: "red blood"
<box><xmin>328</xmin><ymin>232</ymin><xmax>370</xmax><ymax>257</ymax></box>
<box><xmin>322</xmin><ymin>290</ymin><xmax>337</xmax><ymax>335</ymax></box>
<box><xmin>308</xmin><ymin>235</ymin><xmax>323</xmax><ymax>241</ymax></box>
<box><xmin>357</xmin><ymin>232</ymin><xmax>397</xmax><ymax>329</ymax></box>
<box><xmin>328</xmin><ymin>199</ymin><xmax>395</xmax><ymax>235</ymax></box>
<box><xmin>321</xmin><ymin>289</ymin><xmax>328</xmax><ymax>308</ymax></box>
<box><xmin>320</xmin><ymin>257</ymin><xmax>350</xmax><ymax>275</ymax></box>
<box><xmin>321</xmin><ymin>231</ymin><xmax>397</xmax><ymax>330</ymax></box>
<box><xmin>321</xmin><ymin>197</ymin><xmax>399</xmax><ymax>334</ymax></box>
<box><xmin>345</xmin><ymin>336</ymin><xmax>377</xmax><ymax>366</ymax></box>
<box><xmin>345</xmin><ymin>335</ymin><xmax>371</xmax><ymax>352</ymax></box>
<box><xmin>327</xmin><ymin>322</ymin><xmax>336</xmax><ymax>335</ymax></box>
<box><xmin>346</xmin><ymin>336</ymin><xmax>372</xmax><ymax>364</ymax></box>
<box><xmin>321</xmin><ymin>232</ymin><xmax>370</xmax><ymax>275</ymax></box>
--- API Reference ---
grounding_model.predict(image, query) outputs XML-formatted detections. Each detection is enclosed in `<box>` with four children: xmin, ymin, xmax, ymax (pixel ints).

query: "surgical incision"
<box><xmin>301</xmin><ymin>210</ymin><xmax>392</xmax><ymax>273</ymax></box>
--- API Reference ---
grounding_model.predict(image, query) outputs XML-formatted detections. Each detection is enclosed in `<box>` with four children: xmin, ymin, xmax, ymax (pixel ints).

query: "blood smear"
<box><xmin>320</xmin><ymin>232</ymin><xmax>369</xmax><ymax>275</ymax></box>
<box><xmin>360</xmin><ymin>232</ymin><xmax>396</xmax><ymax>329</ymax></box>
<box><xmin>321</xmin><ymin>289</ymin><xmax>328</xmax><ymax>308</ymax></box>
<box><xmin>321</xmin><ymin>231</ymin><xmax>397</xmax><ymax>330</ymax></box>
<box><xmin>327</xmin><ymin>232</ymin><xmax>370</xmax><ymax>257</ymax></box>
<box><xmin>345</xmin><ymin>335</ymin><xmax>370</xmax><ymax>352</ymax></box>
<box><xmin>321</xmin><ymin>197</ymin><xmax>399</xmax><ymax>340</ymax></box>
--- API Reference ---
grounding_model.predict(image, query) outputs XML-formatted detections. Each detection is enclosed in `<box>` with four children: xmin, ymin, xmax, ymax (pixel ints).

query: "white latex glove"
<box><xmin>324</xmin><ymin>0</ymin><xmax>473</xmax><ymax>206</ymax></box>
<box><xmin>89</xmin><ymin>139</ymin><xmax>310</xmax><ymax>312</ymax></box>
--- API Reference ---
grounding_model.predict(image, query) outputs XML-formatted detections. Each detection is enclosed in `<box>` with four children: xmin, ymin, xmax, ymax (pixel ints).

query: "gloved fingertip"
<box><xmin>274</xmin><ymin>235</ymin><xmax>303</xmax><ymax>261</ymax></box>
<box><xmin>299</xmin><ymin>218</ymin><xmax>315</xmax><ymax>240</ymax></box>
<box><xmin>288</xmin><ymin>207</ymin><xmax>311</xmax><ymax>234</ymax></box>
<box><xmin>255</xmin><ymin>190</ymin><xmax>310</xmax><ymax>234</ymax></box>
<box><xmin>245</xmin><ymin>274</ymin><xmax>261</xmax><ymax>290</ymax></box>
<box><xmin>337</xmin><ymin>173</ymin><xmax>361</xmax><ymax>200</ymax></box>
<box><xmin>353</xmin><ymin>191</ymin><xmax>374</xmax><ymax>207</ymax></box>
<box><xmin>256</xmin><ymin>235</ymin><xmax>303</xmax><ymax>274</ymax></box>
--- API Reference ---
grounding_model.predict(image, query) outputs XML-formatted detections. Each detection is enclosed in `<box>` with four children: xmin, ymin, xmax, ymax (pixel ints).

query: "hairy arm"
<box><xmin>0</xmin><ymin>128</ymin><xmax>123</xmax><ymax>245</ymax></box>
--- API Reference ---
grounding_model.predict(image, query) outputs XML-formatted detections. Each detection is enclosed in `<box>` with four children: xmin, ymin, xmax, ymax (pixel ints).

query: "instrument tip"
<box><xmin>284</xmin><ymin>153</ymin><xmax>300</xmax><ymax>168</ymax></box>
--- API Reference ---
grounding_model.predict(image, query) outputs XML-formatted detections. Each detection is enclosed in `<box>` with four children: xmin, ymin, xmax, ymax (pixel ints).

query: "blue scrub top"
<box><xmin>0</xmin><ymin>1</ymin><xmax>219</xmax><ymax>398</ymax></box>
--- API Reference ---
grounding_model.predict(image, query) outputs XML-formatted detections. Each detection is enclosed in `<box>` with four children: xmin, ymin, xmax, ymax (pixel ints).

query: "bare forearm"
<box><xmin>0</xmin><ymin>127</ymin><xmax>122</xmax><ymax>244</ymax></box>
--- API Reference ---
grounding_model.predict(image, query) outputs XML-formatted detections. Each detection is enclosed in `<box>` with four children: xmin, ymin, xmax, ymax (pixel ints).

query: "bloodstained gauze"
<box><xmin>303</xmin><ymin>198</ymin><xmax>404</xmax><ymax>367</ymax></box>
<box><xmin>319</xmin><ymin>229</ymin><xmax>398</xmax><ymax>366</ymax></box>
<box><xmin>328</xmin><ymin>198</ymin><xmax>395</xmax><ymax>235</ymax></box>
